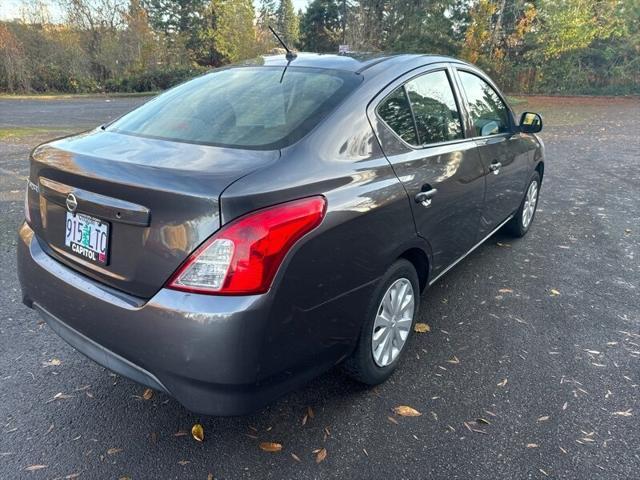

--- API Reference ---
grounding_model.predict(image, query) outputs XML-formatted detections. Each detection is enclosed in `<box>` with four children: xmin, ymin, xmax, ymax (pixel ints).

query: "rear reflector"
<box><xmin>24</xmin><ymin>181</ymin><xmax>31</xmax><ymax>223</ymax></box>
<box><xmin>167</xmin><ymin>196</ymin><xmax>326</xmax><ymax>295</ymax></box>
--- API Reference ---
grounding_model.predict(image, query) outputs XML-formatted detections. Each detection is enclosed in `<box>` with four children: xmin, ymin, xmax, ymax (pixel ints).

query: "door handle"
<box><xmin>415</xmin><ymin>188</ymin><xmax>437</xmax><ymax>208</ymax></box>
<box><xmin>489</xmin><ymin>161</ymin><xmax>502</xmax><ymax>175</ymax></box>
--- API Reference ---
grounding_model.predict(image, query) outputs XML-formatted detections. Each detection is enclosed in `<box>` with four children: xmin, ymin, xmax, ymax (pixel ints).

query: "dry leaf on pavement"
<box><xmin>142</xmin><ymin>388</ymin><xmax>154</xmax><ymax>400</ymax></box>
<box><xmin>414</xmin><ymin>323</ymin><xmax>430</xmax><ymax>333</ymax></box>
<box><xmin>612</xmin><ymin>409</ymin><xmax>632</xmax><ymax>417</ymax></box>
<box><xmin>259</xmin><ymin>442</ymin><xmax>283</xmax><ymax>452</ymax></box>
<box><xmin>107</xmin><ymin>448</ymin><xmax>122</xmax><ymax>455</ymax></box>
<box><xmin>393</xmin><ymin>405</ymin><xmax>422</xmax><ymax>417</ymax></box>
<box><xmin>315</xmin><ymin>448</ymin><xmax>327</xmax><ymax>464</ymax></box>
<box><xmin>497</xmin><ymin>379</ymin><xmax>508</xmax><ymax>387</ymax></box>
<box><xmin>191</xmin><ymin>423</ymin><xmax>204</xmax><ymax>442</ymax></box>
<box><xmin>25</xmin><ymin>465</ymin><xmax>47</xmax><ymax>472</ymax></box>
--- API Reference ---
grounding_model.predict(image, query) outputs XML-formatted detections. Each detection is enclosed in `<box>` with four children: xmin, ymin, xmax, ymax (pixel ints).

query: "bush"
<box><xmin>103</xmin><ymin>66</ymin><xmax>207</xmax><ymax>93</ymax></box>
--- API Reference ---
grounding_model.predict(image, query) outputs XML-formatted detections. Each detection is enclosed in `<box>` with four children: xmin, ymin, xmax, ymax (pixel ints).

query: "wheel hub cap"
<box><xmin>372</xmin><ymin>278</ymin><xmax>415</xmax><ymax>367</ymax></box>
<box><xmin>522</xmin><ymin>180</ymin><xmax>538</xmax><ymax>229</ymax></box>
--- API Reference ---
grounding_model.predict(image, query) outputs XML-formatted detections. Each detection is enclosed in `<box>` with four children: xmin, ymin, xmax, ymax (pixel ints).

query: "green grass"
<box><xmin>0</xmin><ymin>127</ymin><xmax>76</xmax><ymax>141</ymax></box>
<box><xmin>0</xmin><ymin>91</ymin><xmax>159</xmax><ymax>100</ymax></box>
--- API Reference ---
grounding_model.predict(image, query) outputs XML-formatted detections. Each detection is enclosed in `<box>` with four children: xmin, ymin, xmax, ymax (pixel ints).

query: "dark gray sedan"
<box><xmin>17</xmin><ymin>53</ymin><xmax>544</xmax><ymax>415</ymax></box>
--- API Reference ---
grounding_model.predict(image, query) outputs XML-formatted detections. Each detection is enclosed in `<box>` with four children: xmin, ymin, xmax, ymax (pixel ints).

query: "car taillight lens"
<box><xmin>167</xmin><ymin>196</ymin><xmax>327</xmax><ymax>295</ymax></box>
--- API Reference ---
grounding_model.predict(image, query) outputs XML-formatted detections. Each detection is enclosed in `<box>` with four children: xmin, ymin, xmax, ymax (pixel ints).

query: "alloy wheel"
<box><xmin>371</xmin><ymin>278</ymin><xmax>415</xmax><ymax>367</ymax></box>
<box><xmin>522</xmin><ymin>180</ymin><xmax>538</xmax><ymax>229</ymax></box>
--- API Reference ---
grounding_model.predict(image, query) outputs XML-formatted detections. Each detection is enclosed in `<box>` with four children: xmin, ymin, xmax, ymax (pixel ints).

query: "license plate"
<box><xmin>64</xmin><ymin>212</ymin><xmax>110</xmax><ymax>265</ymax></box>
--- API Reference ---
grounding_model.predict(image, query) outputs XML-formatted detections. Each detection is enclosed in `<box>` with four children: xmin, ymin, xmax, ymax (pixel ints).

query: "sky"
<box><xmin>0</xmin><ymin>0</ymin><xmax>310</xmax><ymax>21</ymax></box>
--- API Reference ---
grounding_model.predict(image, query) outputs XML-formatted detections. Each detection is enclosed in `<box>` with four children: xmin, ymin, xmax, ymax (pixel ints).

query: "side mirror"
<box><xmin>519</xmin><ymin>112</ymin><xmax>543</xmax><ymax>134</ymax></box>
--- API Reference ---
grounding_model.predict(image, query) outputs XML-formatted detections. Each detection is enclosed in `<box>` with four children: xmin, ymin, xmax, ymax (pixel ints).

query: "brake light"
<box><xmin>167</xmin><ymin>196</ymin><xmax>326</xmax><ymax>295</ymax></box>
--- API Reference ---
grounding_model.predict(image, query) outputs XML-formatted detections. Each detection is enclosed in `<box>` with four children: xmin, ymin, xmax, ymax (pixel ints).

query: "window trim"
<box><xmin>450</xmin><ymin>66</ymin><xmax>517</xmax><ymax>140</ymax></box>
<box><xmin>373</xmin><ymin>66</ymin><xmax>468</xmax><ymax>151</ymax></box>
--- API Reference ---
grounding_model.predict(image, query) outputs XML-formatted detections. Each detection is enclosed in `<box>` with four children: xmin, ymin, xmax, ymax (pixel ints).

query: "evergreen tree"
<box><xmin>276</xmin><ymin>0</ymin><xmax>299</xmax><ymax>47</ymax></box>
<box><xmin>299</xmin><ymin>0</ymin><xmax>342</xmax><ymax>52</ymax></box>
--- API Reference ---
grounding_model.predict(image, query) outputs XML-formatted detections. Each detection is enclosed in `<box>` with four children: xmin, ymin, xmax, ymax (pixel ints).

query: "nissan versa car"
<box><xmin>17</xmin><ymin>53</ymin><xmax>544</xmax><ymax>415</ymax></box>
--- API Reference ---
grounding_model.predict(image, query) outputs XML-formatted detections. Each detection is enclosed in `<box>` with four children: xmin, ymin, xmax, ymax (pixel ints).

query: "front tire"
<box><xmin>504</xmin><ymin>171</ymin><xmax>541</xmax><ymax>237</ymax></box>
<box><xmin>343</xmin><ymin>259</ymin><xmax>419</xmax><ymax>385</ymax></box>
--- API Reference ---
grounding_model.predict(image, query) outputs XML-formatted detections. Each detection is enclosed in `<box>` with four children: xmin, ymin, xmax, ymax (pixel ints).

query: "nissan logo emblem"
<box><xmin>66</xmin><ymin>193</ymin><xmax>78</xmax><ymax>213</ymax></box>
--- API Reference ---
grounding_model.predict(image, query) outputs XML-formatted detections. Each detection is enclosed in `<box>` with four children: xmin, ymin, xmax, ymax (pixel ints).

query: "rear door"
<box><xmin>368</xmin><ymin>64</ymin><xmax>486</xmax><ymax>278</ymax></box>
<box><xmin>452</xmin><ymin>67</ymin><xmax>532</xmax><ymax>237</ymax></box>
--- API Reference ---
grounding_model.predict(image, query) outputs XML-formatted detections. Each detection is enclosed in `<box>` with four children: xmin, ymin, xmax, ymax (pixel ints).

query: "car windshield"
<box><xmin>108</xmin><ymin>66</ymin><xmax>361</xmax><ymax>149</ymax></box>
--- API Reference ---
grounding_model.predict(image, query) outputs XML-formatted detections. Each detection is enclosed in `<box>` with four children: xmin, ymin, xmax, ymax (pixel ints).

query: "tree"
<box><xmin>276</xmin><ymin>0</ymin><xmax>299</xmax><ymax>47</ymax></box>
<box><xmin>299</xmin><ymin>0</ymin><xmax>341</xmax><ymax>52</ymax></box>
<box><xmin>208</xmin><ymin>0</ymin><xmax>257</xmax><ymax>64</ymax></box>
<box><xmin>0</xmin><ymin>24</ymin><xmax>30</xmax><ymax>91</ymax></box>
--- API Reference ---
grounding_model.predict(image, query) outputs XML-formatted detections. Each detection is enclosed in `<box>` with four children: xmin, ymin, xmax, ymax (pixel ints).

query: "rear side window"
<box><xmin>405</xmin><ymin>71</ymin><xmax>463</xmax><ymax>145</ymax></box>
<box><xmin>377</xmin><ymin>70</ymin><xmax>463</xmax><ymax>147</ymax></box>
<box><xmin>108</xmin><ymin>67</ymin><xmax>360</xmax><ymax>149</ymax></box>
<box><xmin>458</xmin><ymin>71</ymin><xmax>510</xmax><ymax>137</ymax></box>
<box><xmin>377</xmin><ymin>87</ymin><xmax>418</xmax><ymax>145</ymax></box>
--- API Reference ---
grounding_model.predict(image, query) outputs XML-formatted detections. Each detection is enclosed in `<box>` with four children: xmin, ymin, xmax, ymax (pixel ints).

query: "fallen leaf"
<box><xmin>291</xmin><ymin>453</ymin><xmax>301</xmax><ymax>462</ymax></box>
<box><xmin>393</xmin><ymin>405</ymin><xmax>422</xmax><ymax>417</ymax></box>
<box><xmin>526</xmin><ymin>443</ymin><xmax>539</xmax><ymax>448</ymax></box>
<box><xmin>142</xmin><ymin>388</ymin><xmax>154</xmax><ymax>400</ymax></box>
<box><xmin>550</xmin><ymin>289</ymin><xmax>560</xmax><ymax>296</ymax></box>
<box><xmin>43</xmin><ymin>358</ymin><xmax>61</xmax><ymax>367</ymax></box>
<box><xmin>414</xmin><ymin>323</ymin><xmax>430</xmax><ymax>333</ymax></box>
<box><xmin>191</xmin><ymin>423</ymin><xmax>204</xmax><ymax>442</ymax></box>
<box><xmin>537</xmin><ymin>416</ymin><xmax>550</xmax><ymax>422</ymax></box>
<box><xmin>25</xmin><ymin>465</ymin><xmax>47</xmax><ymax>472</ymax></box>
<box><xmin>315</xmin><ymin>448</ymin><xmax>327</xmax><ymax>464</ymax></box>
<box><xmin>497</xmin><ymin>379</ymin><xmax>508</xmax><ymax>387</ymax></box>
<box><xmin>259</xmin><ymin>442</ymin><xmax>283</xmax><ymax>452</ymax></box>
<box><xmin>476</xmin><ymin>418</ymin><xmax>491</xmax><ymax>425</ymax></box>
<box><xmin>498</xmin><ymin>288</ymin><xmax>513</xmax><ymax>293</ymax></box>
<box><xmin>107</xmin><ymin>448</ymin><xmax>122</xmax><ymax>455</ymax></box>
<box><xmin>612</xmin><ymin>409</ymin><xmax>632</xmax><ymax>417</ymax></box>
<box><xmin>447</xmin><ymin>356</ymin><xmax>460</xmax><ymax>364</ymax></box>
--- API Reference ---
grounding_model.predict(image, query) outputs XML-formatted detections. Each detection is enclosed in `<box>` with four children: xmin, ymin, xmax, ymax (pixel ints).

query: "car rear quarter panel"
<box><xmin>219</xmin><ymin>90</ymin><xmax>424</xmax><ymax>381</ymax></box>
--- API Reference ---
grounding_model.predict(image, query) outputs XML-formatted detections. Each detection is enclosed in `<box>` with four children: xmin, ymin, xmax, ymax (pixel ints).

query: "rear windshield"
<box><xmin>108</xmin><ymin>66</ymin><xmax>361</xmax><ymax>149</ymax></box>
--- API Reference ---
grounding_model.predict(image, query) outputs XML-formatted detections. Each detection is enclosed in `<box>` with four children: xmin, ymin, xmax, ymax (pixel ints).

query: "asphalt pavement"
<box><xmin>0</xmin><ymin>95</ymin><xmax>639</xmax><ymax>479</ymax></box>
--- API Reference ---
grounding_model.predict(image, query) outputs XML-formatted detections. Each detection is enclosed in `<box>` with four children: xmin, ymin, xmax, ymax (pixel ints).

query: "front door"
<box><xmin>370</xmin><ymin>67</ymin><xmax>486</xmax><ymax>277</ymax></box>
<box><xmin>453</xmin><ymin>69</ymin><xmax>531</xmax><ymax>236</ymax></box>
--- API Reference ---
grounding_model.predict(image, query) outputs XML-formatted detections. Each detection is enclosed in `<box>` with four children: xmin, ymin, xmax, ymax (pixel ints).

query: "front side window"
<box><xmin>108</xmin><ymin>67</ymin><xmax>360</xmax><ymax>149</ymax></box>
<box><xmin>458</xmin><ymin>71</ymin><xmax>510</xmax><ymax>137</ymax></box>
<box><xmin>404</xmin><ymin>71</ymin><xmax>464</xmax><ymax>146</ymax></box>
<box><xmin>377</xmin><ymin>86</ymin><xmax>418</xmax><ymax>145</ymax></box>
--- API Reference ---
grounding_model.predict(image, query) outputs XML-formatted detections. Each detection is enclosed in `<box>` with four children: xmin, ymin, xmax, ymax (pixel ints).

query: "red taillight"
<box><xmin>167</xmin><ymin>196</ymin><xmax>327</xmax><ymax>295</ymax></box>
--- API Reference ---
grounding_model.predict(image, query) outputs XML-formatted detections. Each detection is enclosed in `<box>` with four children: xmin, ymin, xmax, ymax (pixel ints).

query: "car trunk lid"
<box><xmin>29</xmin><ymin>130</ymin><xmax>278</xmax><ymax>298</ymax></box>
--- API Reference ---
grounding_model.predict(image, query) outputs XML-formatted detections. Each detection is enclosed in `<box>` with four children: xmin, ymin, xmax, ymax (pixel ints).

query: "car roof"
<box><xmin>258</xmin><ymin>52</ymin><xmax>469</xmax><ymax>75</ymax></box>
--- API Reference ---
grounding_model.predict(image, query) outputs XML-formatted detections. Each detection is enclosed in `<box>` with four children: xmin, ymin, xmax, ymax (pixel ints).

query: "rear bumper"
<box><xmin>17</xmin><ymin>222</ymin><xmax>352</xmax><ymax>415</ymax></box>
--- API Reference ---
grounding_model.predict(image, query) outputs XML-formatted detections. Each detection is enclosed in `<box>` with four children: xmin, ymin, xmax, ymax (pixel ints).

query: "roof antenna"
<box><xmin>269</xmin><ymin>25</ymin><xmax>297</xmax><ymax>62</ymax></box>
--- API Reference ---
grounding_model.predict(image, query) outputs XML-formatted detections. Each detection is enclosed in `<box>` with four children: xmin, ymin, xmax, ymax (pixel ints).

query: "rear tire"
<box><xmin>504</xmin><ymin>171</ymin><xmax>541</xmax><ymax>237</ymax></box>
<box><xmin>343</xmin><ymin>259</ymin><xmax>419</xmax><ymax>385</ymax></box>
